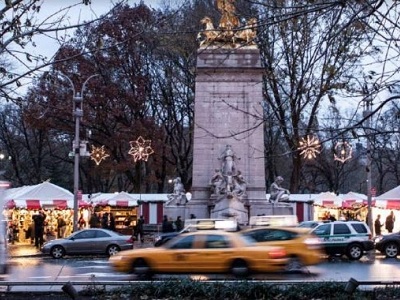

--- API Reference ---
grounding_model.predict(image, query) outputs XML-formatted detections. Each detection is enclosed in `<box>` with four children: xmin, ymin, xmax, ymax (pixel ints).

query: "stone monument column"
<box><xmin>188</xmin><ymin>46</ymin><xmax>268</xmax><ymax>223</ymax></box>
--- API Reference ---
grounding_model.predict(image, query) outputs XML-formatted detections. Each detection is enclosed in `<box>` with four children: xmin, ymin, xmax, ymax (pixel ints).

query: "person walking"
<box><xmin>385</xmin><ymin>211</ymin><xmax>396</xmax><ymax>233</ymax></box>
<box><xmin>136</xmin><ymin>215</ymin><xmax>145</xmax><ymax>243</ymax></box>
<box><xmin>32</xmin><ymin>210</ymin><xmax>46</xmax><ymax>248</ymax></box>
<box><xmin>175</xmin><ymin>216</ymin><xmax>183</xmax><ymax>232</ymax></box>
<box><xmin>89</xmin><ymin>212</ymin><xmax>101</xmax><ymax>228</ymax></box>
<box><xmin>57</xmin><ymin>213</ymin><xmax>67</xmax><ymax>238</ymax></box>
<box><xmin>374</xmin><ymin>214</ymin><xmax>383</xmax><ymax>236</ymax></box>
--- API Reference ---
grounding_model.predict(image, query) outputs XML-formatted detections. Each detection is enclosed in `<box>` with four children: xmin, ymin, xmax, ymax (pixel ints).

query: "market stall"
<box><xmin>4</xmin><ymin>182</ymin><xmax>91</xmax><ymax>243</ymax></box>
<box><xmin>92</xmin><ymin>192</ymin><xmax>139</xmax><ymax>234</ymax></box>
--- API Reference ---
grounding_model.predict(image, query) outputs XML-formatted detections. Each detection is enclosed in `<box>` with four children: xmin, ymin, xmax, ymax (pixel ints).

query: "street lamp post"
<box><xmin>364</xmin><ymin>87</ymin><xmax>373</xmax><ymax>232</ymax></box>
<box><xmin>55</xmin><ymin>72</ymin><xmax>99</xmax><ymax>232</ymax></box>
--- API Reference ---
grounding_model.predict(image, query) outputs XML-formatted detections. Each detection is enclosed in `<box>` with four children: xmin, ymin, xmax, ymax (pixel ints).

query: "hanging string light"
<box><xmin>334</xmin><ymin>141</ymin><xmax>352</xmax><ymax>163</ymax></box>
<box><xmin>90</xmin><ymin>145</ymin><xmax>110</xmax><ymax>165</ymax></box>
<box><xmin>128</xmin><ymin>136</ymin><xmax>154</xmax><ymax>162</ymax></box>
<box><xmin>298</xmin><ymin>135</ymin><xmax>321</xmax><ymax>159</ymax></box>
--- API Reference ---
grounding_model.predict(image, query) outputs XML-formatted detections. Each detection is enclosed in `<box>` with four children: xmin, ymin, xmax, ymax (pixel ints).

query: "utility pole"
<box><xmin>364</xmin><ymin>85</ymin><xmax>373</xmax><ymax>232</ymax></box>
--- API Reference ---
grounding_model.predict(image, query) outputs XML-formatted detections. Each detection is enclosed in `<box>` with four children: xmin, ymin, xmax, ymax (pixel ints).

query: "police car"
<box><xmin>311</xmin><ymin>221</ymin><xmax>374</xmax><ymax>260</ymax></box>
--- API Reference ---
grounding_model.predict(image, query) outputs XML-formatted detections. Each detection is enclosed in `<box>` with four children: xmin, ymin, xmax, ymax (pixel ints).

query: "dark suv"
<box><xmin>311</xmin><ymin>221</ymin><xmax>374</xmax><ymax>260</ymax></box>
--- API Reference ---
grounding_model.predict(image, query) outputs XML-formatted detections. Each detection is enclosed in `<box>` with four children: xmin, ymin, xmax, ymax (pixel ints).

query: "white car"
<box><xmin>311</xmin><ymin>221</ymin><xmax>374</xmax><ymax>260</ymax></box>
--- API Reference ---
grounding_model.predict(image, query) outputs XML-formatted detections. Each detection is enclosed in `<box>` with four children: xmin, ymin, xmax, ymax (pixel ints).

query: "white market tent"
<box><xmin>312</xmin><ymin>192</ymin><xmax>343</xmax><ymax>208</ymax></box>
<box><xmin>92</xmin><ymin>191</ymin><xmax>139</xmax><ymax>207</ymax></box>
<box><xmin>5</xmin><ymin>182</ymin><xmax>89</xmax><ymax>209</ymax></box>
<box><xmin>375</xmin><ymin>185</ymin><xmax>400</xmax><ymax>210</ymax></box>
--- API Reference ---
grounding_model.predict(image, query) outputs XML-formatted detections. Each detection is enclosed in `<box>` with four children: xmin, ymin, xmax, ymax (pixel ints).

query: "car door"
<box><xmin>161</xmin><ymin>234</ymin><xmax>197</xmax><ymax>272</ymax></box>
<box><xmin>66</xmin><ymin>230</ymin><xmax>97</xmax><ymax>254</ymax></box>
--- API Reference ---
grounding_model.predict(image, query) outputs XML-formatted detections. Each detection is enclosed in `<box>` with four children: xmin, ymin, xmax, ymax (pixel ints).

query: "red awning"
<box><xmin>116</xmin><ymin>200</ymin><xmax>129</xmax><ymax>207</ymax></box>
<box><xmin>53</xmin><ymin>200</ymin><xmax>68</xmax><ymax>209</ymax></box>
<box><xmin>386</xmin><ymin>200</ymin><xmax>400</xmax><ymax>210</ymax></box>
<box><xmin>26</xmin><ymin>200</ymin><xmax>41</xmax><ymax>210</ymax></box>
<box><xmin>322</xmin><ymin>200</ymin><xmax>335</xmax><ymax>207</ymax></box>
<box><xmin>5</xmin><ymin>199</ymin><xmax>15</xmax><ymax>209</ymax></box>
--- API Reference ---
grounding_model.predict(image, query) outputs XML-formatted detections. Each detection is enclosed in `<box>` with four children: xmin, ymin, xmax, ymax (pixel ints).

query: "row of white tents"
<box><xmin>2</xmin><ymin>181</ymin><xmax>400</xmax><ymax>210</ymax></box>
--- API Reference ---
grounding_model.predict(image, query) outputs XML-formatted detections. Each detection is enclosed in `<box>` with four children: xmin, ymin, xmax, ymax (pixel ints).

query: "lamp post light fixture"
<box><xmin>54</xmin><ymin>72</ymin><xmax>99</xmax><ymax>232</ymax></box>
<box><xmin>128</xmin><ymin>136</ymin><xmax>154</xmax><ymax>202</ymax></box>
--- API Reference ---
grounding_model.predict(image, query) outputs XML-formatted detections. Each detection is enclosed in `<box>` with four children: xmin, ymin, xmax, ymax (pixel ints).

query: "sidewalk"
<box><xmin>8</xmin><ymin>242</ymin><xmax>43</xmax><ymax>258</ymax></box>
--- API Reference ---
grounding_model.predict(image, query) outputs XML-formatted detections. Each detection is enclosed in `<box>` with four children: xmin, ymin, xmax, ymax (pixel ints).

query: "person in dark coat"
<box><xmin>101</xmin><ymin>212</ymin><xmax>115</xmax><ymax>231</ymax></box>
<box><xmin>136</xmin><ymin>215</ymin><xmax>145</xmax><ymax>243</ymax></box>
<box><xmin>374</xmin><ymin>214</ymin><xmax>383</xmax><ymax>236</ymax></box>
<box><xmin>32</xmin><ymin>210</ymin><xmax>46</xmax><ymax>248</ymax></box>
<box><xmin>162</xmin><ymin>215</ymin><xmax>174</xmax><ymax>233</ymax></box>
<box><xmin>385</xmin><ymin>211</ymin><xmax>396</xmax><ymax>233</ymax></box>
<box><xmin>89</xmin><ymin>212</ymin><xmax>101</xmax><ymax>228</ymax></box>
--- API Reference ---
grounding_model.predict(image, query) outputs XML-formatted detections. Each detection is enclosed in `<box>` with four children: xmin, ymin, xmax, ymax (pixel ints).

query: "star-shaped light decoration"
<box><xmin>128</xmin><ymin>136</ymin><xmax>154</xmax><ymax>162</ymax></box>
<box><xmin>90</xmin><ymin>145</ymin><xmax>110</xmax><ymax>165</ymax></box>
<box><xmin>298</xmin><ymin>135</ymin><xmax>321</xmax><ymax>159</ymax></box>
<box><xmin>334</xmin><ymin>141</ymin><xmax>352</xmax><ymax>163</ymax></box>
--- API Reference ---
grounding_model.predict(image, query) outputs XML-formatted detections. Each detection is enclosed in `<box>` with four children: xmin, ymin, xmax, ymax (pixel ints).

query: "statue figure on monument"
<box><xmin>233</xmin><ymin>171</ymin><xmax>247</xmax><ymax>198</ymax></box>
<box><xmin>198</xmin><ymin>0</ymin><xmax>257</xmax><ymax>47</ymax></box>
<box><xmin>269</xmin><ymin>176</ymin><xmax>290</xmax><ymax>203</ymax></box>
<box><xmin>219</xmin><ymin>144</ymin><xmax>239</xmax><ymax>176</ymax></box>
<box><xmin>216</xmin><ymin>0</ymin><xmax>239</xmax><ymax>32</ymax></box>
<box><xmin>210</xmin><ymin>169</ymin><xmax>225</xmax><ymax>195</ymax></box>
<box><xmin>167</xmin><ymin>177</ymin><xmax>186</xmax><ymax>205</ymax></box>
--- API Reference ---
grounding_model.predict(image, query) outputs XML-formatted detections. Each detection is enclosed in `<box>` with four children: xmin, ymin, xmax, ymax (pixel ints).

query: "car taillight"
<box><xmin>268</xmin><ymin>249</ymin><xmax>287</xmax><ymax>259</ymax></box>
<box><xmin>368</xmin><ymin>233</ymin><xmax>372</xmax><ymax>240</ymax></box>
<box><xmin>127</xmin><ymin>237</ymin><xmax>134</xmax><ymax>243</ymax></box>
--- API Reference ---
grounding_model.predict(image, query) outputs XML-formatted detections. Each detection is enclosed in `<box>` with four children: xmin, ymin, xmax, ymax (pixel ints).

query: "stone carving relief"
<box><xmin>210</xmin><ymin>145</ymin><xmax>247</xmax><ymax>201</ymax></box>
<box><xmin>167</xmin><ymin>177</ymin><xmax>186</xmax><ymax>206</ymax></box>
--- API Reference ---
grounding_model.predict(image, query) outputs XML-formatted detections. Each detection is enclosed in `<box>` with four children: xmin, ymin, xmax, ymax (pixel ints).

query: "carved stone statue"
<box><xmin>167</xmin><ymin>177</ymin><xmax>186</xmax><ymax>205</ymax></box>
<box><xmin>210</xmin><ymin>145</ymin><xmax>248</xmax><ymax>223</ymax></box>
<box><xmin>216</xmin><ymin>0</ymin><xmax>239</xmax><ymax>32</ymax></box>
<box><xmin>210</xmin><ymin>145</ymin><xmax>246</xmax><ymax>200</ymax></box>
<box><xmin>269</xmin><ymin>176</ymin><xmax>290</xmax><ymax>203</ymax></box>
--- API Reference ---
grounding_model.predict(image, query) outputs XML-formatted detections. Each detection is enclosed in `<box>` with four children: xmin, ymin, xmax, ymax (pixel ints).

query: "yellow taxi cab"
<box><xmin>240</xmin><ymin>226</ymin><xmax>323</xmax><ymax>272</ymax></box>
<box><xmin>110</xmin><ymin>230</ymin><xmax>288</xmax><ymax>278</ymax></box>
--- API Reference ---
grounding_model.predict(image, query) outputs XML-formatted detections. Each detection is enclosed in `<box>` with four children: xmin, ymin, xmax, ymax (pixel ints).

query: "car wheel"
<box><xmin>51</xmin><ymin>245</ymin><xmax>65</xmax><ymax>259</ymax></box>
<box><xmin>107</xmin><ymin>245</ymin><xmax>120</xmax><ymax>256</ymax></box>
<box><xmin>230</xmin><ymin>259</ymin><xmax>249</xmax><ymax>278</ymax></box>
<box><xmin>285</xmin><ymin>256</ymin><xmax>304</xmax><ymax>273</ymax></box>
<box><xmin>132</xmin><ymin>258</ymin><xmax>152</xmax><ymax>279</ymax></box>
<box><xmin>384</xmin><ymin>242</ymin><xmax>399</xmax><ymax>258</ymax></box>
<box><xmin>346</xmin><ymin>243</ymin><xmax>363</xmax><ymax>260</ymax></box>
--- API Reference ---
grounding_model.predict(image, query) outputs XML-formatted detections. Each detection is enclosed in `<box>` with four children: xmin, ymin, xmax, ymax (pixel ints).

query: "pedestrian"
<box><xmin>57</xmin><ymin>213</ymin><xmax>67</xmax><ymax>238</ymax></box>
<box><xmin>136</xmin><ymin>215</ymin><xmax>145</xmax><ymax>243</ymax></box>
<box><xmin>374</xmin><ymin>214</ymin><xmax>383</xmax><ymax>236</ymax></box>
<box><xmin>32</xmin><ymin>210</ymin><xmax>46</xmax><ymax>248</ymax></box>
<box><xmin>385</xmin><ymin>211</ymin><xmax>396</xmax><ymax>233</ymax></box>
<box><xmin>175</xmin><ymin>216</ymin><xmax>183</xmax><ymax>232</ymax></box>
<box><xmin>89</xmin><ymin>212</ymin><xmax>101</xmax><ymax>228</ymax></box>
<box><xmin>102</xmin><ymin>211</ymin><xmax>115</xmax><ymax>231</ymax></box>
<box><xmin>78</xmin><ymin>214</ymin><xmax>86</xmax><ymax>230</ymax></box>
<box><xmin>162</xmin><ymin>215</ymin><xmax>174</xmax><ymax>233</ymax></box>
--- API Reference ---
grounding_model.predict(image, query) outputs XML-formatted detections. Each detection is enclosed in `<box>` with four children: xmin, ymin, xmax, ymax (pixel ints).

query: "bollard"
<box><xmin>62</xmin><ymin>281</ymin><xmax>78</xmax><ymax>299</ymax></box>
<box><xmin>345</xmin><ymin>277</ymin><xmax>359</xmax><ymax>294</ymax></box>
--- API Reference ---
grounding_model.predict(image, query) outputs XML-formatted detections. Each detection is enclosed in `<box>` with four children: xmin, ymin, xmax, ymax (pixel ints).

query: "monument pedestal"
<box><xmin>187</xmin><ymin>46</ymin><xmax>290</xmax><ymax>222</ymax></box>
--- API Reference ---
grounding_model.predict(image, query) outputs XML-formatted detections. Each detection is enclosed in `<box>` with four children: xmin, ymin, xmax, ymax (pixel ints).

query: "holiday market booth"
<box><xmin>312</xmin><ymin>191</ymin><xmax>372</xmax><ymax>222</ymax></box>
<box><xmin>4</xmin><ymin>182</ymin><xmax>91</xmax><ymax>243</ymax></box>
<box><xmin>374</xmin><ymin>186</ymin><xmax>400</xmax><ymax>233</ymax></box>
<box><xmin>90</xmin><ymin>192</ymin><xmax>139</xmax><ymax>235</ymax></box>
<box><xmin>88</xmin><ymin>192</ymin><xmax>168</xmax><ymax>234</ymax></box>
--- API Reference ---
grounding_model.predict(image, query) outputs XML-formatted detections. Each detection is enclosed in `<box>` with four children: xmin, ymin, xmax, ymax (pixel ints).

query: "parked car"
<box><xmin>110</xmin><ymin>230</ymin><xmax>288</xmax><ymax>279</ymax></box>
<box><xmin>311</xmin><ymin>221</ymin><xmax>374</xmax><ymax>260</ymax></box>
<box><xmin>41</xmin><ymin>228</ymin><xmax>134</xmax><ymax>259</ymax></box>
<box><xmin>374</xmin><ymin>231</ymin><xmax>400</xmax><ymax>258</ymax></box>
<box><xmin>240</xmin><ymin>226</ymin><xmax>323</xmax><ymax>272</ymax></box>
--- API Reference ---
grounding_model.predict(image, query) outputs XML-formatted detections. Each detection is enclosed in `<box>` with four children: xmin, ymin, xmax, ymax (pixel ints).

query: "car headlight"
<box><xmin>154</xmin><ymin>236</ymin><xmax>161</xmax><ymax>242</ymax></box>
<box><xmin>373</xmin><ymin>236</ymin><xmax>383</xmax><ymax>243</ymax></box>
